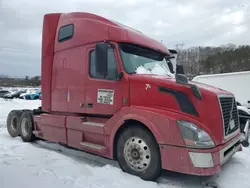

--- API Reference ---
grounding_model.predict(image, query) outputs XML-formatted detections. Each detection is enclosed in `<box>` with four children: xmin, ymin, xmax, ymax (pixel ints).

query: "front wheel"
<box><xmin>116</xmin><ymin>126</ymin><xmax>161</xmax><ymax>181</ymax></box>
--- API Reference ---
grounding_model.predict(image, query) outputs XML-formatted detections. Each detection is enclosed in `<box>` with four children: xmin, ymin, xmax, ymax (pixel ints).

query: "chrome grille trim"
<box><xmin>217</xmin><ymin>95</ymin><xmax>240</xmax><ymax>140</ymax></box>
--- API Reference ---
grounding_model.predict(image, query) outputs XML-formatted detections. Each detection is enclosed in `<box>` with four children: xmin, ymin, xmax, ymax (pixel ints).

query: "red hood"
<box><xmin>190</xmin><ymin>80</ymin><xmax>233</xmax><ymax>95</ymax></box>
<box><xmin>128</xmin><ymin>74</ymin><xmax>234</xmax><ymax>145</ymax></box>
<box><xmin>130</xmin><ymin>74</ymin><xmax>233</xmax><ymax>96</ymax></box>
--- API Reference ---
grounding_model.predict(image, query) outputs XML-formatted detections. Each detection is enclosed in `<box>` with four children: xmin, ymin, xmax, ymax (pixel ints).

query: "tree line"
<box><xmin>0</xmin><ymin>76</ymin><xmax>41</xmax><ymax>87</ymax></box>
<box><xmin>1</xmin><ymin>43</ymin><xmax>250</xmax><ymax>85</ymax></box>
<box><xmin>176</xmin><ymin>44</ymin><xmax>250</xmax><ymax>79</ymax></box>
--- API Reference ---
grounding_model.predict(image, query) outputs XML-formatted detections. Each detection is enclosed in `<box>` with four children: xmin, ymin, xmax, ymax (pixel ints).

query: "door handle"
<box><xmin>87</xmin><ymin>103</ymin><xmax>93</xmax><ymax>108</ymax></box>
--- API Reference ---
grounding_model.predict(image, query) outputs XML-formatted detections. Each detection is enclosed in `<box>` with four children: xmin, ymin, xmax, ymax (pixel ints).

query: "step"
<box><xmin>81</xmin><ymin>121</ymin><xmax>105</xmax><ymax>127</ymax></box>
<box><xmin>80</xmin><ymin>142</ymin><xmax>107</xmax><ymax>153</ymax></box>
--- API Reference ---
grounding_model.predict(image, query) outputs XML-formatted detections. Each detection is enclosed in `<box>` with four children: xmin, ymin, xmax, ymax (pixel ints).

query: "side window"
<box><xmin>58</xmin><ymin>24</ymin><xmax>74</xmax><ymax>42</ymax></box>
<box><xmin>90</xmin><ymin>48</ymin><xmax>118</xmax><ymax>80</ymax></box>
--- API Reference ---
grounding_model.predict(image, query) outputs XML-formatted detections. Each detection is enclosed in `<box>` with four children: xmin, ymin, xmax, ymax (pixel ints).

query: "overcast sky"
<box><xmin>0</xmin><ymin>0</ymin><xmax>249</xmax><ymax>77</ymax></box>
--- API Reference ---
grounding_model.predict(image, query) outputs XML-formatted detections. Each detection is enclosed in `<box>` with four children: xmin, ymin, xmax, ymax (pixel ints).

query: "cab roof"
<box><xmin>54</xmin><ymin>12</ymin><xmax>170</xmax><ymax>55</ymax></box>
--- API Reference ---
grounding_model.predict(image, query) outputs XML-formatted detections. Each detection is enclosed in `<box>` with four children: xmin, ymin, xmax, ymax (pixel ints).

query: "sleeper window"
<box><xmin>58</xmin><ymin>24</ymin><xmax>74</xmax><ymax>42</ymax></box>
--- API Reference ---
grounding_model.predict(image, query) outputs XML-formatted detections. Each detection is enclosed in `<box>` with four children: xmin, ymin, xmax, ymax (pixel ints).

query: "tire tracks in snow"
<box><xmin>32</xmin><ymin>140</ymin><xmax>218</xmax><ymax>188</ymax></box>
<box><xmin>34</xmin><ymin>140</ymin><xmax>120</xmax><ymax>168</ymax></box>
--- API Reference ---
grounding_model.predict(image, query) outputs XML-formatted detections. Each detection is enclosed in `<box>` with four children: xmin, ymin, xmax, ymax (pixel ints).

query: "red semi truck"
<box><xmin>6</xmin><ymin>12</ymin><xmax>246</xmax><ymax>181</ymax></box>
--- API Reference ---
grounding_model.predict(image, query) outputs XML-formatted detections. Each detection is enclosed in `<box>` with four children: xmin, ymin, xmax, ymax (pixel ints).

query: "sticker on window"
<box><xmin>97</xmin><ymin>89</ymin><xmax>114</xmax><ymax>105</ymax></box>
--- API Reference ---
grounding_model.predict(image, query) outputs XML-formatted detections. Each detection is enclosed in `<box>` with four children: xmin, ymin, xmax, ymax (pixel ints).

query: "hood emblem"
<box><xmin>145</xmin><ymin>84</ymin><xmax>151</xmax><ymax>90</ymax></box>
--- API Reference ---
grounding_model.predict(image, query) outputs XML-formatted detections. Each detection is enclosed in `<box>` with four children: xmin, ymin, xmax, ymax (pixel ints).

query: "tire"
<box><xmin>6</xmin><ymin>110</ymin><xmax>23</xmax><ymax>137</ymax></box>
<box><xmin>22</xmin><ymin>109</ymin><xmax>32</xmax><ymax>113</ymax></box>
<box><xmin>33</xmin><ymin>95</ymin><xmax>39</xmax><ymax>100</ymax></box>
<box><xmin>242</xmin><ymin>140</ymin><xmax>250</xmax><ymax>147</ymax></box>
<box><xmin>25</xmin><ymin>95</ymin><xmax>31</xmax><ymax>100</ymax></box>
<box><xmin>116</xmin><ymin>126</ymin><xmax>161</xmax><ymax>181</ymax></box>
<box><xmin>19</xmin><ymin>111</ymin><xmax>36</xmax><ymax>142</ymax></box>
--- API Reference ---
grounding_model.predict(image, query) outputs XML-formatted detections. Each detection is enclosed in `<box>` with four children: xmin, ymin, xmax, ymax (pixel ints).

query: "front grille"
<box><xmin>218</xmin><ymin>96</ymin><xmax>239</xmax><ymax>137</ymax></box>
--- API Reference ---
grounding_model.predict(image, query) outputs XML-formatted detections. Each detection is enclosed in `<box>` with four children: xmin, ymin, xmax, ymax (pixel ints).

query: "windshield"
<box><xmin>119</xmin><ymin>43</ymin><xmax>174</xmax><ymax>77</ymax></box>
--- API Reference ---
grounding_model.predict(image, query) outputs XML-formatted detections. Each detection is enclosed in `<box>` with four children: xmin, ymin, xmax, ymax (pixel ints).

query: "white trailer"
<box><xmin>192</xmin><ymin>71</ymin><xmax>250</xmax><ymax>108</ymax></box>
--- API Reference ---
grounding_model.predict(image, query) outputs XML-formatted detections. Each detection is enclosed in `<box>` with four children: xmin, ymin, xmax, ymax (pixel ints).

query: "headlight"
<box><xmin>177</xmin><ymin>120</ymin><xmax>215</xmax><ymax>148</ymax></box>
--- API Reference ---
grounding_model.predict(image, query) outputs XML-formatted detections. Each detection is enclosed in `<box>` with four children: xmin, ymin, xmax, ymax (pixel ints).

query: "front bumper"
<box><xmin>160</xmin><ymin>134</ymin><xmax>242</xmax><ymax>176</ymax></box>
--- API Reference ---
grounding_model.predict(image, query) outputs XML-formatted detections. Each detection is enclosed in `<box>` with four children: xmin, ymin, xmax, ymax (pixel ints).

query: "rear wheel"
<box><xmin>7</xmin><ymin>110</ymin><xmax>23</xmax><ymax>137</ymax></box>
<box><xmin>19</xmin><ymin>111</ymin><xmax>36</xmax><ymax>142</ymax></box>
<box><xmin>116</xmin><ymin>126</ymin><xmax>161</xmax><ymax>181</ymax></box>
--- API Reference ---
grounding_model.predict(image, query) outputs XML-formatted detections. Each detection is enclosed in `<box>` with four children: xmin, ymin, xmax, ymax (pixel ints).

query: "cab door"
<box><xmin>84</xmin><ymin>43</ymin><xmax>128</xmax><ymax>116</ymax></box>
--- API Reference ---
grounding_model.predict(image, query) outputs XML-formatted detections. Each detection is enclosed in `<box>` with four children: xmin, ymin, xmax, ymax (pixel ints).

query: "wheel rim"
<box><xmin>21</xmin><ymin>118</ymin><xmax>29</xmax><ymax>137</ymax></box>
<box><xmin>124</xmin><ymin>137</ymin><xmax>151</xmax><ymax>172</ymax></box>
<box><xmin>10</xmin><ymin>117</ymin><xmax>18</xmax><ymax>131</ymax></box>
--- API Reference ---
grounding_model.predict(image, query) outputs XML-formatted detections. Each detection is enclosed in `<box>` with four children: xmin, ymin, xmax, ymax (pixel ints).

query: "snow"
<box><xmin>1</xmin><ymin>98</ymin><xmax>250</xmax><ymax>188</ymax></box>
<box><xmin>135</xmin><ymin>62</ymin><xmax>175</xmax><ymax>78</ymax></box>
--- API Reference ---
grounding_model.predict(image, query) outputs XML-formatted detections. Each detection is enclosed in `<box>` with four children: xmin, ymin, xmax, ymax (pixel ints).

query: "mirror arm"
<box><xmin>117</xmin><ymin>72</ymin><xmax>124</xmax><ymax>81</ymax></box>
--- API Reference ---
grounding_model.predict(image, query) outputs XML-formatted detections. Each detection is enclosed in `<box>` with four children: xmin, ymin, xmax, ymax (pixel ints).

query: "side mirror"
<box><xmin>176</xmin><ymin>64</ymin><xmax>184</xmax><ymax>74</ymax></box>
<box><xmin>95</xmin><ymin>43</ymin><xmax>108</xmax><ymax>78</ymax></box>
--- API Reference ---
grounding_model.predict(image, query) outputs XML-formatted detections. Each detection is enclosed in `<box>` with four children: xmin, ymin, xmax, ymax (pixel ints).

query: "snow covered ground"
<box><xmin>0</xmin><ymin>98</ymin><xmax>250</xmax><ymax>188</ymax></box>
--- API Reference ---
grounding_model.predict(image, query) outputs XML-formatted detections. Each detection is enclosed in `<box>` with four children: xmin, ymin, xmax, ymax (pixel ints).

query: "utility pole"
<box><xmin>174</xmin><ymin>43</ymin><xmax>185</xmax><ymax>50</ymax></box>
